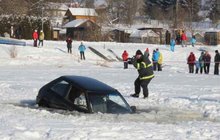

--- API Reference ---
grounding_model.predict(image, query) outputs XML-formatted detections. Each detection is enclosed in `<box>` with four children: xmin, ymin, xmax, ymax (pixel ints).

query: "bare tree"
<box><xmin>0</xmin><ymin>0</ymin><xmax>29</xmax><ymax>15</ymax></box>
<box><xmin>106</xmin><ymin>0</ymin><xmax>138</xmax><ymax>25</ymax></box>
<box><xmin>209</xmin><ymin>0</ymin><xmax>220</xmax><ymax>26</ymax></box>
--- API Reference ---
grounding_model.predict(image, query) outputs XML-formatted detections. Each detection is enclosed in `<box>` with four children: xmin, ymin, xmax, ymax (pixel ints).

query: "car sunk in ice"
<box><xmin>36</xmin><ymin>75</ymin><xmax>135</xmax><ymax>114</ymax></box>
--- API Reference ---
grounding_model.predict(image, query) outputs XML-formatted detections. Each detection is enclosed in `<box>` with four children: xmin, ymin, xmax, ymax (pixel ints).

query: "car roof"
<box><xmin>61</xmin><ymin>75</ymin><xmax>116</xmax><ymax>92</ymax></box>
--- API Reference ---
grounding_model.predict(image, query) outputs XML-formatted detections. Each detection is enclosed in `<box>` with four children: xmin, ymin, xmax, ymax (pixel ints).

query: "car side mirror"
<box><xmin>130</xmin><ymin>106</ymin><xmax>136</xmax><ymax>113</ymax></box>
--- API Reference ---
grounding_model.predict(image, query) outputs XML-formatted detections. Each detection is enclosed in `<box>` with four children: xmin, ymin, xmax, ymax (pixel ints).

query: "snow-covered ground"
<box><xmin>0</xmin><ymin>40</ymin><xmax>220</xmax><ymax>140</ymax></box>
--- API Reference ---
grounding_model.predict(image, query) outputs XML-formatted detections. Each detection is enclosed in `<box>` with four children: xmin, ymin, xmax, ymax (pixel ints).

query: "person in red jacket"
<box><xmin>122</xmin><ymin>50</ymin><xmax>129</xmax><ymax>69</ymax></box>
<box><xmin>181</xmin><ymin>30</ymin><xmax>187</xmax><ymax>47</ymax></box>
<box><xmin>32</xmin><ymin>30</ymin><xmax>38</xmax><ymax>47</ymax></box>
<box><xmin>187</xmin><ymin>52</ymin><xmax>196</xmax><ymax>73</ymax></box>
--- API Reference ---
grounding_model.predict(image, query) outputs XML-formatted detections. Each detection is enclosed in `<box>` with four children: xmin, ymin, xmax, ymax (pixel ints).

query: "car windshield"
<box><xmin>88</xmin><ymin>92</ymin><xmax>131</xmax><ymax>114</ymax></box>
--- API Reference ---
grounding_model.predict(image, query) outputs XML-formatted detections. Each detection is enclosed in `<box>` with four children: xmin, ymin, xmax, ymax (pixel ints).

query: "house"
<box><xmin>193</xmin><ymin>32</ymin><xmax>204</xmax><ymax>44</ymax></box>
<box><xmin>63</xmin><ymin>19</ymin><xmax>100</xmax><ymax>41</ymax></box>
<box><xmin>46</xmin><ymin>3</ymin><xmax>69</xmax><ymax>28</ymax></box>
<box><xmin>204</xmin><ymin>31</ymin><xmax>220</xmax><ymax>45</ymax></box>
<box><xmin>64</xmin><ymin>8</ymin><xmax>98</xmax><ymax>24</ymax></box>
<box><xmin>44</xmin><ymin>3</ymin><xmax>69</xmax><ymax>40</ymax></box>
<box><xmin>129</xmin><ymin>29</ymin><xmax>161</xmax><ymax>44</ymax></box>
<box><xmin>63</xmin><ymin>8</ymin><xmax>100</xmax><ymax>41</ymax></box>
<box><xmin>109</xmin><ymin>29</ymin><xmax>130</xmax><ymax>43</ymax></box>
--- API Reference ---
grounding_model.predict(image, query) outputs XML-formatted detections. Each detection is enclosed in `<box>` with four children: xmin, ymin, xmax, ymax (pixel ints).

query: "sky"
<box><xmin>0</xmin><ymin>39</ymin><xmax>220</xmax><ymax>140</ymax></box>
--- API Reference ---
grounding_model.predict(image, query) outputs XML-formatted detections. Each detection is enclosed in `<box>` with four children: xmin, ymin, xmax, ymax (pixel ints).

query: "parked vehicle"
<box><xmin>36</xmin><ymin>75</ymin><xmax>136</xmax><ymax>114</ymax></box>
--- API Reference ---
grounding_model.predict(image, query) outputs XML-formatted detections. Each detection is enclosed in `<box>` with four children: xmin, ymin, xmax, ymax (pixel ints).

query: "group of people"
<box><xmin>32</xmin><ymin>30</ymin><xmax>86</xmax><ymax>60</ymax></box>
<box><xmin>152</xmin><ymin>48</ymin><xmax>163</xmax><ymax>71</ymax></box>
<box><xmin>32</xmin><ymin>30</ymin><xmax>45</xmax><ymax>47</ymax></box>
<box><xmin>121</xmin><ymin>48</ymin><xmax>163</xmax><ymax>71</ymax></box>
<box><xmin>168</xmin><ymin>30</ymin><xmax>197</xmax><ymax>52</ymax></box>
<box><xmin>187</xmin><ymin>50</ymin><xmax>220</xmax><ymax>75</ymax></box>
<box><xmin>125</xmin><ymin>48</ymin><xmax>220</xmax><ymax>99</ymax></box>
<box><xmin>66</xmin><ymin>36</ymin><xmax>86</xmax><ymax>60</ymax></box>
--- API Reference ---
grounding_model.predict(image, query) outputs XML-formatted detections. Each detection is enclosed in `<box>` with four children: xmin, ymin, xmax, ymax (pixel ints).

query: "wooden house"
<box><xmin>63</xmin><ymin>8</ymin><xmax>100</xmax><ymax>41</ymax></box>
<box><xmin>204</xmin><ymin>31</ymin><xmax>220</xmax><ymax>45</ymax></box>
<box><xmin>129</xmin><ymin>29</ymin><xmax>161</xmax><ymax>44</ymax></box>
<box><xmin>64</xmin><ymin>8</ymin><xmax>98</xmax><ymax>24</ymax></box>
<box><xmin>109</xmin><ymin>29</ymin><xmax>130</xmax><ymax>43</ymax></box>
<box><xmin>63</xmin><ymin>19</ymin><xmax>100</xmax><ymax>41</ymax></box>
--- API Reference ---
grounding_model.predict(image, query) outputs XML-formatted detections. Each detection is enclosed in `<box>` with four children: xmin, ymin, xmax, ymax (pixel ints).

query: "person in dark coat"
<box><xmin>66</xmin><ymin>36</ymin><xmax>72</xmax><ymax>54</ymax></box>
<box><xmin>122</xmin><ymin>50</ymin><xmax>129</xmax><ymax>69</ymax></box>
<box><xmin>187</xmin><ymin>52</ymin><xmax>196</xmax><ymax>73</ymax></box>
<box><xmin>214</xmin><ymin>50</ymin><xmax>220</xmax><ymax>75</ymax></box>
<box><xmin>203</xmin><ymin>51</ymin><xmax>211</xmax><ymax>74</ymax></box>
<box><xmin>199</xmin><ymin>52</ymin><xmax>205</xmax><ymax>74</ymax></box>
<box><xmin>176</xmin><ymin>31</ymin><xmax>181</xmax><ymax>45</ymax></box>
<box><xmin>165</xmin><ymin>30</ymin><xmax>171</xmax><ymax>45</ymax></box>
<box><xmin>130</xmin><ymin>50</ymin><xmax>154</xmax><ymax>98</ymax></box>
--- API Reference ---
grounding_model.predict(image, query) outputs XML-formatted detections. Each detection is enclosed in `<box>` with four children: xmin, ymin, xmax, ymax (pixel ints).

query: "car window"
<box><xmin>108</xmin><ymin>93</ymin><xmax>128</xmax><ymax>108</ymax></box>
<box><xmin>74</xmin><ymin>92</ymin><xmax>87</xmax><ymax>109</ymax></box>
<box><xmin>89</xmin><ymin>95</ymin><xmax>107</xmax><ymax>113</ymax></box>
<box><xmin>89</xmin><ymin>92</ymin><xmax>131</xmax><ymax>114</ymax></box>
<box><xmin>107</xmin><ymin>93</ymin><xmax>131</xmax><ymax>114</ymax></box>
<box><xmin>51</xmin><ymin>80</ymin><xmax>70</xmax><ymax>97</ymax></box>
<box><xmin>68</xmin><ymin>88</ymin><xmax>88</xmax><ymax>110</ymax></box>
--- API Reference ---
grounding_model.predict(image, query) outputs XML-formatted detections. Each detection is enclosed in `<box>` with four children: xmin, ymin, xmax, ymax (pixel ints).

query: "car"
<box><xmin>36</xmin><ymin>75</ymin><xmax>136</xmax><ymax>114</ymax></box>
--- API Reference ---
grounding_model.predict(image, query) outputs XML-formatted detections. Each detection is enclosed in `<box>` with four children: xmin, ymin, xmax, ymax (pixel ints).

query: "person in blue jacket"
<box><xmin>152</xmin><ymin>49</ymin><xmax>160</xmax><ymax>71</ymax></box>
<box><xmin>191</xmin><ymin>35</ymin><xmax>196</xmax><ymax>47</ymax></box>
<box><xmin>78</xmin><ymin>42</ymin><xmax>86</xmax><ymax>60</ymax></box>
<box><xmin>170</xmin><ymin>38</ymin><xmax>176</xmax><ymax>52</ymax></box>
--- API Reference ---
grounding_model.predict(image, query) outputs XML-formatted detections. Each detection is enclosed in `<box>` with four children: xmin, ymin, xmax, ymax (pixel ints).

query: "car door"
<box><xmin>66</xmin><ymin>86</ymin><xmax>90</xmax><ymax>113</ymax></box>
<box><xmin>49</xmin><ymin>80</ymin><xmax>72</xmax><ymax>109</ymax></box>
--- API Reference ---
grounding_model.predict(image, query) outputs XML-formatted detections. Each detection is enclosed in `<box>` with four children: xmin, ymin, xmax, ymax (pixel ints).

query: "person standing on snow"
<box><xmin>191</xmin><ymin>35</ymin><xmax>196</xmax><ymax>47</ymax></box>
<box><xmin>199</xmin><ymin>52</ymin><xmax>205</xmax><ymax>74</ymax></box>
<box><xmin>176</xmin><ymin>31</ymin><xmax>181</xmax><ymax>45</ymax></box>
<box><xmin>38</xmin><ymin>30</ymin><xmax>44</xmax><ymax>47</ymax></box>
<box><xmin>165</xmin><ymin>30</ymin><xmax>171</xmax><ymax>45</ymax></box>
<box><xmin>144</xmin><ymin>48</ymin><xmax>150</xmax><ymax>58</ymax></box>
<box><xmin>170</xmin><ymin>38</ymin><xmax>175</xmax><ymax>52</ymax></box>
<box><xmin>78</xmin><ymin>42</ymin><xmax>86</xmax><ymax>60</ymax></box>
<box><xmin>130</xmin><ymin>50</ymin><xmax>154</xmax><ymax>98</ymax></box>
<box><xmin>122</xmin><ymin>50</ymin><xmax>129</xmax><ymax>69</ymax></box>
<box><xmin>181</xmin><ymin>30</ymin><xmax>187</xmax><ymax>47</ymax></box>
<box><xmin>152</xmin><ymin>50</ymin><xmax>159</xmax><ymax>71</ymax></box>
<box><xmin>203</xmin><ymin>51</ymin><xmax>211</xmax><ymax>74</ymax></box>
<box><xmin>214</xmin><ymin>50</ymin><xmax>220</xmax><ymax>75</ymax></box>
<box><xmin>187</xmin><ymin>52</ymin><xmax>195</xmax><ymax>73</ymax></box>
<box><xmin>157</xmin><ymin>49</ymin><xmax>163</xmax><ymax>71</ymax></box>
<box><xmin>66</xmin><ymin>36</ymin><xmax>72</xmax><ymax>54</ymax></box>
<box><xmin>32</xmin><ymin>29</ymin><xmax>38</xmax><ymax>47</ymax></box>
<box><xmin>194</xmin><ymin>59</ymin><xmax>200</xmax><ymax>74</ymax></box>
